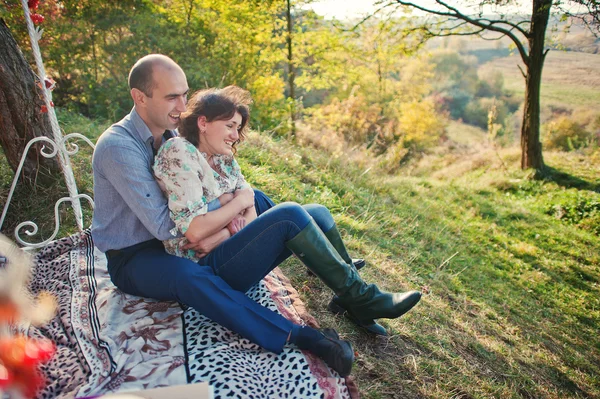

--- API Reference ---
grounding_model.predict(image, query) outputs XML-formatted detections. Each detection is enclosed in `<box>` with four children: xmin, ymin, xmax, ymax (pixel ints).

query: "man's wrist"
<box><xmin>207</xmin><ymin>198</ymin><xmax>221</xmax><ymax>212</ymax></box>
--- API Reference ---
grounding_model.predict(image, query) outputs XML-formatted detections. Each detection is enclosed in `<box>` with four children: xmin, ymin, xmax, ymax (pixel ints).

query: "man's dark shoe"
<box><xmin>313</xmin><ymin>329</ymin><xmax>354</xmax><ymax>377</ymax></box>
<box><xmin>352</xmin><ymin>258</ymin><xmax>366</xmax><ymax>270</ymax></box>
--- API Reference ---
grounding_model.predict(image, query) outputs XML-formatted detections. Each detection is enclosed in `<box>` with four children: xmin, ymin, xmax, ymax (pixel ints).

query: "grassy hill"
<box><xmin>479</xmin><ymin>51</ymin><xmax>600</xmax><ymax>110</ymax></box>
<box><xmin>238</xmin><ymin>129</ymin><xmax>600</xmax><ymax>398</ymax></box>
<box><xmin>1</xmin><ymin>114</ymin><xmax>599</xmax><ymax>398</ymax></box>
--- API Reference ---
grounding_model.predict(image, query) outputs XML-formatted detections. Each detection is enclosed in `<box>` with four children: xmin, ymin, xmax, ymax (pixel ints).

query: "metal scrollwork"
<box><xmin>0</xmin><ymin>134</ymin><xmax>96</xmax><ymax>250</ymax></box>
<box><xmin>14</xmin><ymin>194</ymin><xmax>95</xmax><ymax>248</ymax></box>
<box><xmin>62</xmin><ymin>133</ymin><xmax>96</xmax><ymax>156</ymax></box>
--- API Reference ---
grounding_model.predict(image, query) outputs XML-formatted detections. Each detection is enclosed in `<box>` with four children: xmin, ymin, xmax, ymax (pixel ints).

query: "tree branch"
<box><xmin>517</xmin><ymin>64</ymin><xmax>526</xmax><ymax>79</ymax></box>
<box><xmin>389</xmin><ymin>0</ymin><xmax>531</xmax><ymax>66</ymax></box>
<box><xmin>333</xmin><ymin>3</ymin><xmax>394</xmax><ymax>34</ymax></box>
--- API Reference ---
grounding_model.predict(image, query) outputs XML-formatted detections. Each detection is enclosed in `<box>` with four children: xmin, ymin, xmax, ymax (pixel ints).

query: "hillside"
<box><xmin>1</xmin><ymin>118</ymin><xmax>599</xmax><ymax>398</ymax></box>
<box><xmin>479</xmin><ymin>51</ymin><xmax>600</xmax><ymax>110</ymax></box>
<box><xmin>237</xmin><ymin>130</ymin><xmax>600</xmax><ymax>399</ymax></box>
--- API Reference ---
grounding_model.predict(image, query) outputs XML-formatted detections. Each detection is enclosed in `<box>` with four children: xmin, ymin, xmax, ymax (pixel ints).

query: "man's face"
<box><xmin>139</xmin><ymin>64</ymin><xmax>189</xmax><ymax>136</ymax></box>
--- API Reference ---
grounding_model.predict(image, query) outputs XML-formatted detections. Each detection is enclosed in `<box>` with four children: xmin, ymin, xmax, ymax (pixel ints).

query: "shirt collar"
<box><xmin>129</xmin><ymin>107</ymin><xmax>178</xmax><ymax>145</ymax></box>
<box><xmin>130</xmin><ymin>107</ymin><xmax>154</xmax><ymax>145</ymax></box>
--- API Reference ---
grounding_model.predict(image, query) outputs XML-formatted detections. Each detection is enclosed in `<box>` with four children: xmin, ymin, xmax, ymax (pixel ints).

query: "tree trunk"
<box><xmin>286</xmin><ymin>0</ymin><xmax>296</xmax><ymax>139</ymax></box>
<box><xmin>0</xmin><ymin>18</ymin><xmax>58</xmax><ymax>185</ymax></box>
<box><xmin>520</xmin><ymin>0</ymin><xmax>551</xmax><ymax>171</ymax></box>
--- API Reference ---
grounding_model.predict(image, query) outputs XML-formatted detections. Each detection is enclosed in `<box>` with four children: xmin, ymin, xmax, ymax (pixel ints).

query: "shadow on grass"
<box><xmin>537</xmin><ymin>165</ymin><xmax>600</xmax><ymax>193</ymax></box>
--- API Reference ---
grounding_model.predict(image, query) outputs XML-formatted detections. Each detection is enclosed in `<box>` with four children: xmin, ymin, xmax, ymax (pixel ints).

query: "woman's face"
<box><xmin>197</xmin><ymin>112</ymin><xmax>242</xmax><ymax>157</ymax></box>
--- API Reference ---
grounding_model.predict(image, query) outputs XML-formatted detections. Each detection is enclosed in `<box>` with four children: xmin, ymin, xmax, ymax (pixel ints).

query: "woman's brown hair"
<box><xmin>179</xmin><ymin>86</ymin><xmax>252</xmax><ymax>153</ymax></box>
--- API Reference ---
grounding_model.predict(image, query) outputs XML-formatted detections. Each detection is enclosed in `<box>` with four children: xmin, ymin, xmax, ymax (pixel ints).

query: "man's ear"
<box><xmin>131</xmin><ymin>88</ymin><xmax>146</xmax><ymax>107</ymax></box>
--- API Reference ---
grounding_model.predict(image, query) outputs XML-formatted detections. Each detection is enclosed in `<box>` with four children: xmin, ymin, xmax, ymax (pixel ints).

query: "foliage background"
<box><xmin>1</xmin><ymin>1</ymin><xmax>600</xmax><ymax>398</ymax></box>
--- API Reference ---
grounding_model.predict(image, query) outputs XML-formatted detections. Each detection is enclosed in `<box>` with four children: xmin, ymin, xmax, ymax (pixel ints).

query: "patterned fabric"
<box><xmin>30</xmin><ymin>231</ymin><xmax>186</xmax><ymax>399</ymax></box>
<box><xmin>153</xmin><ymin>137</ymin><xmax>249</xmax><ymax>262</ymax></box>
<box><xmin>24</xmin><ymin>231</ymin><xmax>358</xmax><ymax>399</ymax></box>
<box><xmin>185</xmin><ymin>270</ymin><xmax>353</xmax><ymax>399</ymax></box>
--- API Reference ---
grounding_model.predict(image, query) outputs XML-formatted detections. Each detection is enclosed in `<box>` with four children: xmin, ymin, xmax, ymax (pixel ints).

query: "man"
<box><xmin>91</xmin><ymin>54</ymin><xmax>354</xmax><ymax>376</ymax></box>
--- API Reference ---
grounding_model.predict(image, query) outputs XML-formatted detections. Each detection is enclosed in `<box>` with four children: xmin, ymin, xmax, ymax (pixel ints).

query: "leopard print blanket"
<box><xmin>27</xmin><ymin>231</ymin><xmax>358</xmax><ymax>399</ymax></box>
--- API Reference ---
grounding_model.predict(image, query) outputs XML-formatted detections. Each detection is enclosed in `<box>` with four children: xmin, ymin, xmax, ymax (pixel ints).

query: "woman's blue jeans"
<box><xmin>198</xmin><ymin>202</ymin><xmax>336</xmax><ymax>292</ymax></box>
<box><xmin>106</xmin><ymin>191</ymin><xmax>338</xmax><ymax>354</ymax></box>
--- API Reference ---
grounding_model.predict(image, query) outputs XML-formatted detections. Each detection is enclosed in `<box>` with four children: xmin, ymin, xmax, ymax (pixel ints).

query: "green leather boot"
<box><xmin>286</xmin><ymin>221</ymin><xmax>421</xmax><ymax>336</ymax></box>
<box><xmin>324</xmin><ymin>225</ymin><xmax>366</xmax><ymax>270</ymax></box>
<box><xmin>306</xmin><ymin>225</ymin><xmax>364</xmax><ymax>277</ymax></box>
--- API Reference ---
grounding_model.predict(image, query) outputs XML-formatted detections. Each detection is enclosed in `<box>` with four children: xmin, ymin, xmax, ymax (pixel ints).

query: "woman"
<box><xmin>154</xmin><ymin>86</ymin><xmax>421</xmax><ymax>376</ymax></box>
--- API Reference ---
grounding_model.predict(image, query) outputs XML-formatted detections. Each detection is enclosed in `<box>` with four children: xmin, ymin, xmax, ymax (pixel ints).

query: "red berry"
<box><xmin>30</xmin><ymin>13</ymin><xmax>44</xmax><ymax>24</ymax></box>
<box><xmin>41</xmin><ymin>105</ymin><xmax>48</xmax><ymax>113</ymax></box>
<box><xmin>28</xmin><ymin>0</ymin><xmax>39</xmax><ymax>10</ymax></box>
<box><xmin>0</xmin><ymin>363</ymin><xmax>14</xmax><ymax>388</ymax></box>
<box><xmin>50</xmin><ymin>101</ymin><xmax>54</xmax><ymax>107</ymax></box>
<box><xmin>23</xmin><ymin>341</ymin><xmax>44</xmax><ymax>366</ymax></box>
<box><xmin>44</xmin><ymin>77</ymin><xmax>56</xmax><ymax>90</ymax></box>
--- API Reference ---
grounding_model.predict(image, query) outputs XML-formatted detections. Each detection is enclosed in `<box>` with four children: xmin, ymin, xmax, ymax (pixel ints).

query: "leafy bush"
<box><xmin>545</xmin><ymin>192</ymin><xmax>600</xmax><ymax>235</ymax></box>
<box><xmin>463</xmin><ymin>98</ymin><xmax>509</xmax><ymax>130</ymax></box>
<box><xmin>304</xmin><ymin>92</ymin><xmax>382</xmax><ymax>146</ymax></box>
<box><xmin>397</xmin><ymin>99</ymin><xmax>447</xmax><ymax>151</ymax></box>
<box><xmin>543</xmin><ymin>116</ymin><xmax>594</xmax><ymax>151</ymax></box>
<box><xmin>379</xmin><ymin>144</ymin><xmax>409</xmax><ymax>173</ymax></box>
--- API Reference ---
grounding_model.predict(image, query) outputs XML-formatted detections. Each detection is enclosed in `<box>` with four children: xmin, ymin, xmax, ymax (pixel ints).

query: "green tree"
<box><xmin>382</xmin><ymin>0</ymin><xmax>600</xmax><ymax>172</ymax></box>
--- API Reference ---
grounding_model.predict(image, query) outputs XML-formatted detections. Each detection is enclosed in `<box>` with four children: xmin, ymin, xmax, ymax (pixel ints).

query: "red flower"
<box><xmin>0</xmin><ymin>337</ymin><xmax>55</xmax><ymax>398</ymax></box>
<box><xmin>28</xmin><ymin>0</ymin><xmax>40</xmax><ymax>10</ymax></box>
<box><xmin>30</xmin><ymin>13</ymin><xmax>44</xmax><ymax>24</ymax></box>
<box><xmin>41</xmin><ymin>105</ymin><xmax>48</xmax><ymax>113</ymax></box>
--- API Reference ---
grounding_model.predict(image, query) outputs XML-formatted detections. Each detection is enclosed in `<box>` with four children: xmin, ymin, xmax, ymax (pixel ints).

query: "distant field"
<box><xmin>480</xmin><ymin>51</ymin><xmax>600</xmax><ymax>109</ymax></box>
<box><xmin>445</xmin><ymin>120</ymin><xmax>487</xmax><ymax>146</ymax></box>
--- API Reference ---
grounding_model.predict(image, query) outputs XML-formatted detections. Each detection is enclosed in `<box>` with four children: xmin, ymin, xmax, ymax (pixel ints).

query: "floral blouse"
<box><xmin>153</xmin><ymin>137</ymin><xmax>250</xmax><ymax>262</ymax></box>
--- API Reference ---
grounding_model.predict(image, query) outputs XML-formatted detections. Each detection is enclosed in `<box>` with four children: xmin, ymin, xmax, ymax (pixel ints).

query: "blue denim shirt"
<box><xmin>91</xmin><ymin>108</ymin><xmax>219</xmax><ymax>252</ymax></box>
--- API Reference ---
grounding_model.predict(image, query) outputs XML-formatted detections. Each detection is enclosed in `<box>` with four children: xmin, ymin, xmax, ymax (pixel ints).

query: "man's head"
<box><xmin>128</xmin><ymin>54</ymin><xmax>189</xmax><ymax>137</ymax></box>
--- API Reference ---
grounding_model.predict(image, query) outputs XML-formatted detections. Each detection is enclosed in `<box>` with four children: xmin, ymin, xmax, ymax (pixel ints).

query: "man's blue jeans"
<box><xmin>106</xmin><ymin>190</ymin><xmax>338</xmax><ymax>354</ymax></box>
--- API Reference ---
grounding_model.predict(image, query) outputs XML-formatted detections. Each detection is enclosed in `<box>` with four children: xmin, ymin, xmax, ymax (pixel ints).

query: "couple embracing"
<box><xmin>91</xmin><ymin>54</ymin><xmax>421</xmax><ymax>377</ymax></box>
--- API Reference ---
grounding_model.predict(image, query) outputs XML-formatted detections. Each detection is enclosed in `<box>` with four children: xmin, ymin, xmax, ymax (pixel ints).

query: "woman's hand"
<box><xmin>226</xmin><ymin>214</ymin><xmax>246</xmax><ymax>235</ymax></box>
<box><xmin>233</xmin><ymin>187</ymin><xmax>254</xmax><ymax>210</ymax></box>
<box><xmin>185</xmin><ymin>188</ymin><xmax>253</xmax><ymax>243</ymax></box>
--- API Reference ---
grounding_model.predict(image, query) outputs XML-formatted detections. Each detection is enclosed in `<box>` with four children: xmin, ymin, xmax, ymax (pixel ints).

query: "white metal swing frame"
<box><xmin>0</xmin><ymin>0</ymin><xmax>95</xmax><ymax>249</ymax></box>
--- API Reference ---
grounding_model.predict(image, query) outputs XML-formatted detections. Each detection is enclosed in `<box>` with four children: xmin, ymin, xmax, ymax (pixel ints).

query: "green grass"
<box><xmin>1</xmin><ymin>111</ymin><xmax>599</xmax><ymax>398</ymax></box>
<box><xmin>236</xmin><ymin>132</ymin><xmax>600</xmax><ymax>398</ymax></box>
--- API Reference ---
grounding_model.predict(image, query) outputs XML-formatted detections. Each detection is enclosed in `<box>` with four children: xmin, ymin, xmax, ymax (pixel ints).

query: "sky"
<box><xmin>306</xmin><ymin>0</ymin><xmax>380</xmax><ymax>19</ymax></box>
<box><xmin>303</xmin><ymin>1</ymin><xmax>582</xmax><ymax>20</ymax></box>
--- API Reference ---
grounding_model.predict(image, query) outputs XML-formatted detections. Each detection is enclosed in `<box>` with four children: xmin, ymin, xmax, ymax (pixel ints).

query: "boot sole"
<box><xmin>328</xmin><ymin>300</ymin><xmax>389</xmax><ymax>336</ymax></box>
<box><xmin>335</xmin><ymin>339</ymin><xmax>355</xmax><ymax>377</ymax></box>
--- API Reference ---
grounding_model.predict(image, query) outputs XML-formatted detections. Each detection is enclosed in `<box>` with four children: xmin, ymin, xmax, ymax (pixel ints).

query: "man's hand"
<box><xmin>226</xmin><ymin>214</ymin><xmax>246</xmax><ymax>235</ymax></box>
